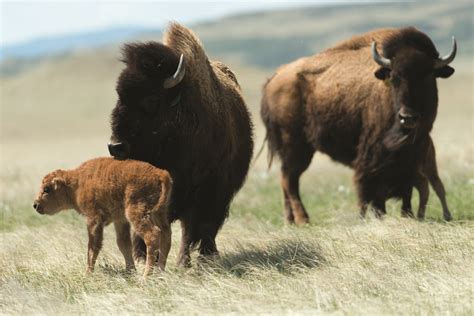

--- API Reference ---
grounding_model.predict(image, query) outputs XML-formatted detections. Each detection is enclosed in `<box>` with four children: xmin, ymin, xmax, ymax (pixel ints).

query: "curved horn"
<box><xmin>371</xmin><ymin>41</ymin><xmax>391</xmax><ymax>68</ymax></box>
<box><xmin>163</xmin><ymin>54</ymin><xmax>186</xmax><ymax>89</ymax></box>
<box><xmin>434</xmin><ymin>36</ymin><xmax>457</xmax><ymax>69</ymax></box>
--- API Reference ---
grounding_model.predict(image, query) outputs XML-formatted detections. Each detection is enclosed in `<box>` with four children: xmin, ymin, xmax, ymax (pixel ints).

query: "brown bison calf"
<box><xmin>33</xmin><ymin>157</ymin><xmax>172</xmax><ymax>276</ymax></box>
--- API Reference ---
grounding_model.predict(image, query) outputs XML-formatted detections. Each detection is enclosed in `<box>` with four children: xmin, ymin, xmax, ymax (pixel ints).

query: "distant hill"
<box><xmin>193</xmin><ymin>0</ymin><xmax>473</xmax><ymax>68</ymax></box>
<box><xmin>0</xmin><ymin>26</ymin><xmax>158</xmax><ymax>60</ymax></box>
<box><xmin>0</xmin><ymin>0</ymin><xmax>472</xmax><ymax>77</ymax></box>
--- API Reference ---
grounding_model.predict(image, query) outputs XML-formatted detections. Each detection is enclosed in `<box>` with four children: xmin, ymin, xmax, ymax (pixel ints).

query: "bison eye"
<box><xmin>43</xmin><ymin>187</ymin><xmax>51</xmax><ymax>194</ymax></box>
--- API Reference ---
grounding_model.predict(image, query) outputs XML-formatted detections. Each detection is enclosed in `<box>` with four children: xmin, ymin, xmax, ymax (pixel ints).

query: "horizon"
<box><xmin>1</xmin><ymin>1</ymin><xmax>349</xmax><ymax>49</ymax></box>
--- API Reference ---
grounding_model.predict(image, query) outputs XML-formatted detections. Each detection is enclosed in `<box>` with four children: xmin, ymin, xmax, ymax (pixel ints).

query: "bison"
<box><xmin>108</xmin><ymin>23</ymin><xmax>253</xmax><ymax>266</ymax></box>
<box><xmin>33</xmin><ymin>158</ymin><xmax>173</xmax><ymax>276</ymax></box>
<box><xmin>261</xmin><ymin>27</ymin><xmax>455</xmax><ymax>223</ymax></box>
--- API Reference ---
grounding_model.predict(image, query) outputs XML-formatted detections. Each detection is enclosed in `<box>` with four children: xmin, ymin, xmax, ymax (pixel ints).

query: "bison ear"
<box><xmin>374</xmin><ymin>67</ymin><xmax>390</xmax><ymax>80</ymax></box>
<box><xmin>51</xmin><ymin>170</ymin><xmax>66</xmax><ymax>190</ymax></box>
<box><xmin>435</xmin><ymin>65</ymin><xmax>455</xmax><ymax>78</ymax></box>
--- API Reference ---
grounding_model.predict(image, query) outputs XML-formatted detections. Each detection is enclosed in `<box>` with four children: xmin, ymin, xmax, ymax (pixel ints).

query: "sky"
<box><xmin>0</xmin><ymin>0</ymin><xmax>390</xmax><ymax>47</ymax></box>
<box><xmin>0</xmin><ymin>0</ymin><xmax>312</xmax><ymax>47</ymax></box>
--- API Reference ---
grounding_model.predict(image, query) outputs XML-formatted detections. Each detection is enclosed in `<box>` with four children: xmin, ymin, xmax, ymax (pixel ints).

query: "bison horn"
<box><xmin>371</xmin><ymin>41</ymin><xmax>391</xmax><ymax>68</ymax></box>
<box><xmin>434</xmin><ymin>36</ymin><xmax>457</xmax><ymax>69</ymax></box>
<box><xmin>163</xmin><ymin>54</ymin><xmax>186</xmax><ymax>89</ymax></box>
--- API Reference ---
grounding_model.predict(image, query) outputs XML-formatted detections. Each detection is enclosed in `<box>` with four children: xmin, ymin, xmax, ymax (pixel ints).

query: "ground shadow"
<box><xmin>98</xmin><ymin>262</ymin><xmax>136</xmax><ymax>278</ymax></box>
<box><xmin>212</xmin><ymin>240</ymin><xmax>326</xmax><ymax>277</ymax></box>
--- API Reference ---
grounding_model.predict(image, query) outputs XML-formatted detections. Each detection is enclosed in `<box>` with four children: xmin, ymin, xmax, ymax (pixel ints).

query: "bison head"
<box><xmin>108</xmin><ymin>42</ymin><xmax>185</xmax><ymax>160</ymax></box>
<box><xmin>33</xmin><ymin>170</ymin><xmax>69</xmax><ymax>215</ymax></box>
<box><xmin>371</xmin><ymin>30</ymin><xmax>455</xmax><ymax>149</ymax></box>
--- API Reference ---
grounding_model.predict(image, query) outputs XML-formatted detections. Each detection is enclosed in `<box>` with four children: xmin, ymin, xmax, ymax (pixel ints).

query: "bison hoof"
<box><xmin>401</xmin><ymin>210</ymin><xmax>414</xmax><ymax>218</ymax></box>
<box><xmin>294</xmin><ymin>216</ymin><xmax>310</xmax><ymax>225</ymax></box>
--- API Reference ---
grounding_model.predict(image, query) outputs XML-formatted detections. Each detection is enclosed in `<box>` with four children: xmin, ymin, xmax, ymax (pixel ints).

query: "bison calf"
<box><xmin>33</xmin><ymin>157</ymin><xmax>172</xmax><ymax>276</ymax></box>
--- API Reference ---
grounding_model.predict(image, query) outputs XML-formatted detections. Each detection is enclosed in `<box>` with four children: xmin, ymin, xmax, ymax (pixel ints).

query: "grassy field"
<box><xmin>1</xmin><ymin>6</ymin><xmax>474</xmax><ymax>314</ymax></box>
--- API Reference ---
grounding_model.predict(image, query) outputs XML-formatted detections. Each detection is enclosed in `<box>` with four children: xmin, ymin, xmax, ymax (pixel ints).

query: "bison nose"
<box><xmin>108</xmin><ymin>141</ymin><xmax>129</xmax><ymax>159</ymax></box>
<box><xmin>33</xmin><ymin>201</ymin><xmax>44</xmax><ymax>214</ymax></box>
<box><xmin>398</xmin><ymin>110</ymin><xmax>419</xmax><ymax>129</ymax></box>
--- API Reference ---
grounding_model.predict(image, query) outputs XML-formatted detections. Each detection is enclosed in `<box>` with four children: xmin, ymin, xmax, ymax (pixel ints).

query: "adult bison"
<box><xmin>108</xmin><ymin>23</ymin><xmax>253</xmax><ymax>266</ymax></box>
<box><xmin>261</xmin><ymin>27</ymin><xmax>455</xmax><ymax>223</ymax></box>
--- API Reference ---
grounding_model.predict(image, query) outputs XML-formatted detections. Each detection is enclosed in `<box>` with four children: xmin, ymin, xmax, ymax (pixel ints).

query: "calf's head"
<box><xmin>372</xmin><ymin>29</ymin><xmax>455</xmax><ymax>148</ymax></box>
<box><xmin>109</xmin><ymin>42</ymin><xmax>185</xmax><ymax>160</ymax></box>
<box><xmin>33</xmin><ymin>170</ymin><xmax>69</xmax><ymax>215</ymax></box>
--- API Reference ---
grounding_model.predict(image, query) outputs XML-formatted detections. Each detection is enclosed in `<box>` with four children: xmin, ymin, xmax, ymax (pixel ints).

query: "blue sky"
<box><xmin>0</xmin><ymin>1</ymin><xmax>329</xmax><ymax>47</ymax></box>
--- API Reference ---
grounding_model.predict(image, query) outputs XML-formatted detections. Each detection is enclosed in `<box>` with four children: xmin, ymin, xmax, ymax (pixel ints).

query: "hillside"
<box><xmin>194</xmin><ymin>0</ymin><xmax>473</xmax><ymax>68</ymax></box>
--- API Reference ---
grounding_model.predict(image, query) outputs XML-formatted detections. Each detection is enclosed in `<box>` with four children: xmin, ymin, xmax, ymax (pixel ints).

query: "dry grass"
<box><xmin>1</xmin><ymin>217</ymin><xmax>473</xmax><ymax>314</ymax></box>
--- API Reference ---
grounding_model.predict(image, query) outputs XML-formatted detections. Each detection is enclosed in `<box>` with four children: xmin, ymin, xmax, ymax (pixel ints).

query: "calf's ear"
<box><xmin>52</xmin><ymin>177</ymin><xmax>65</xmax><ymax>190</ymax></box>
<box><xmin>374</xmin><ymin>67</ymin><xmax>390</xmax><ymax>80</ymax></box>
<box><xmin>435</xmin><ymin>65</ymin><xmax>455</xmax><ymax>78</ymax></box>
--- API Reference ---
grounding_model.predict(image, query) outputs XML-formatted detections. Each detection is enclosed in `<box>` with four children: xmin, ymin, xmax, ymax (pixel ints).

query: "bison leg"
<box><xmin>177</xmin><ymin>219</ymin><xmax>192</xmax><ymax>267</ymax></box>
<box><xmin>143</xmin><ymin>227</ymin><xmax>161</xmax><ymax>277</ymax></box>
<box><xmin>414</xmin><ymin>173</ymin><xmax>429</xmax><ymax>220</ymax></box>
<box><xmin>401</xmin><ymin>187</ymin><xmax>414</xmax><ymax>218</ymax></box>
<box><xmin>131</xmin><ymin>212</ymin><xmax>163</xmax><ymax>276</ymax></box>
<box><xmin>86</xmin><ymin>218</ymin><xmax>104</xmax><ymax>273</ymax></box>
<box><xmin>423</xmin><ymin>141</ymin><xmax>451</xmax><ymax>221</ymax></box>
<box><xmin>359</xmin><ymin>202</ymin><xmax>368</xmax><ymax>219</ymax></box>
<box><xmin>198</xmin><ymin>220</ymin><xmax>220</xmax><ymax>259</ymax></box>
<box><xmin>114</xmin><ymin>221</ymin><xmax>135</xmax><ymax>271</ymax></box>
<box><xmin>281</xmin><ymin>169</ymin><xmax>311</xmax><ymax>225</ymax></box>
<box><xmin>280</xmin><ymin>145</ymin><xmax>313</xmax><ymax>225</ymax></box>
<box><xmin>281</xmin><ymin>182</ymin><xmax>295</xmax><ymax>223</ymax></box>
<box><xmin>428</xmin><ymin>174</ymin><xmax>452</xmax><ymax>221</ymax></box>
<box><xmin>157</xmin><ymin>223</ymin><xmax>172</xmax><ymax>271</ymax></box>
<box><xmin>132</xmin><ymin>232</ymin><xmax>147</xmax><ymax>263</ymax></box>
<box><xmin>372</xmin><ymin>198</ymin><xmax>386</xmax><ymax>219</ymax></box>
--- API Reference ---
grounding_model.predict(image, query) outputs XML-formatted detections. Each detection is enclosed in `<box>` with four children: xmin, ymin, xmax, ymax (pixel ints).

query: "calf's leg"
<box><xmin>132</xmin><ymin>233</ymin><xmax>147</xmax><ymax>263</ymax></box>
<box><xmin>143</xmin><ymin>227</ymin><xmax>161</xmax><ymax>277</ymax></box>
<box><xmin>86</xmin><ymin>219</ymin><xmax>104</xmax><ymax>273</ymax></box>
<box><xmin>114</xmin><ymin>221</ymin><xmax>135</xmax><ymax>271</ymax></box>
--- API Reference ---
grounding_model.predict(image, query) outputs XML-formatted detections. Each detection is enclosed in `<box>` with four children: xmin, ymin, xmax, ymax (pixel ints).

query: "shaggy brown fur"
<box><xmin>109</xmin><ymin>23</ymin><xmax>253</xmax><ymax>266</ymax></box>
<box><xmin>261</xmin><ymin>27</ymin><xmax>454</xmax><ymax>223</ymax></box>
<box><xmin>33</xmin><ymin>158</ymin><xmax>173</xmax><ymax>276</ymax></box>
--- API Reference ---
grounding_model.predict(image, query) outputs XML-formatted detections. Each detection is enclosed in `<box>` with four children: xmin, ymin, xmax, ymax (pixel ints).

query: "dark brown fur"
<box><xmin>33</xmin><ymin>158</ymin><xmax>173</xmax><ymax>276</ymax></box>
<box><xmin>109</xmin><ymin>23</ymin><xmax>253</xmax><ymax>266</ymax></box>
<box><xmin>261</xmin><ymin>27</ymin><xmax>454</xmax><ymax>223</ymax></box>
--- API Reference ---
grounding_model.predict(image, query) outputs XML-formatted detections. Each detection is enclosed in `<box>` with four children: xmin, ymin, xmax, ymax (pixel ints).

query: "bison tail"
<box><xmin>260</xmin><ymin>92</ymin><xmax>279</xmax><ymax>171</ymax></box>
<box><xmin>267</xmin><ymin>137</ymin><xmax>275</xmax><ymax>170</ymax></box>
<box><xmin>249</xmin><ymin>133</ymin><xmax>268</xmax><ymax>169</ymax></box>
<box><xmin>153</xmin><ymin>171</ymin><xmax>173</xmax><ymax>223</ymax></box>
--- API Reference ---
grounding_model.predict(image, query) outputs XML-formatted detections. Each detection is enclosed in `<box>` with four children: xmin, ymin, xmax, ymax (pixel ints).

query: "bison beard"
<box><xmin>261</xmin><ymin>27</ymin><xmax>455</xmax><ymax>222</ymax></box>
<box><xmin>109</xmin><ymin>23</ymin><xmax>253</xmax><ymax>266</ymax></box>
